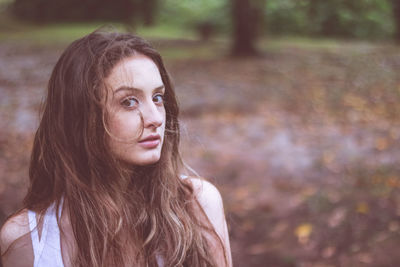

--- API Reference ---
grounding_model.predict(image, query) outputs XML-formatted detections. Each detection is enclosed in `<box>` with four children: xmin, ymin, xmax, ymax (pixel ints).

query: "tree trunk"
<box><xmin>141</xmin><ymin>0</ymin><xmax>157</xmax><ymax>26</ymax></box>
<box><xmin>231</xmin><ymin>0</ymin><xmax>263</xmax><ymax>56</ymax></box>
<box><xmin>392</xmin><ymin>0</ymin><xmax>400</xmax><ymax>42</ymax></box>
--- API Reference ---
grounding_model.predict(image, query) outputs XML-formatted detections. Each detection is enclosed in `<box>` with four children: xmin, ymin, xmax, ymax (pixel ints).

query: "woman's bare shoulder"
<box><xmin>185</xmin><ymin>177</ymin><xmax>233</xmax><ymax>266</ymax></box>
<box><xmin>185</xmin><ymin>177</ymin><xmax>225</xmax><ymax>226</ymax></box>
<box><xmin>187</xmin><ymin>178</ymin><xmax>223</xmax><ymax>207</ymax></box>
<box><xmin>0</xmin><ymin>209</ymin><xmax>30</xmax><ymax>254</ymax></box>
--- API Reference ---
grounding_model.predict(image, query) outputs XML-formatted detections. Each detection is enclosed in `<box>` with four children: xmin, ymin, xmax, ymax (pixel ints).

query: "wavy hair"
<box><xmin>22</xmin><ymin>30</ymin><xmax>226</xmax><ymax>266</ymax></box>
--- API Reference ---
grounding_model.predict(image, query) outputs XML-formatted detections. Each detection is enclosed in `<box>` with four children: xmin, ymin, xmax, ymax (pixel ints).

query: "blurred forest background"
<box><xmin>1</xmin><ymin>0</ymin><xmax>400</xmax><ymax>266</ymax></box>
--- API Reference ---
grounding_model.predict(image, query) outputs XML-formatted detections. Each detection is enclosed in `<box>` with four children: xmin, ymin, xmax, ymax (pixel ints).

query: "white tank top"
<box><xmin>28</xmin><ymin>201</ymin><xmax>166</xmax><ymax>267</ymax></box>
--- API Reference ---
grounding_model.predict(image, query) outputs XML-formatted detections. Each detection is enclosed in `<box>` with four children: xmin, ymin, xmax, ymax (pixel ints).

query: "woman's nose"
<box><xmin>142</xmin><ymin>102</ymin><xmax>164</xmax><ymax>128</ymax></box>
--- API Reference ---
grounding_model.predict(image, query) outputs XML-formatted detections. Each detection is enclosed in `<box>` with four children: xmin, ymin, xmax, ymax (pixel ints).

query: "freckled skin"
<box><xmin>105</xmin><ymin>55</ymin><xmax>166</xmax><ymax>166</ymax></box>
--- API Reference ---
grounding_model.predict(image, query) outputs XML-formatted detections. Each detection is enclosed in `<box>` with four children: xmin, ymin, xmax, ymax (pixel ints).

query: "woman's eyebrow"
<box><xmin>113</xmin><ymin>85</ymin><xmax>165</xmax><ymax>95</ymax></box>
<box><xmin>153</xmin><ymin>85</ymin><xmax>165</xmax><ymax>93</ymax></box>
<box><xmin>113</xmin><ymin>86</ymin><xmax>142</xmax><ymax>96</ymax></box>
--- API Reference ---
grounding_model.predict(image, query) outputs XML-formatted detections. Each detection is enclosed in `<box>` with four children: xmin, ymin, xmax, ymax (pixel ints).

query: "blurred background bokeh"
<box><xmin>1</xmin><ymin>0</ymin><xmax>400</xmax><ymax>266</ymax></box>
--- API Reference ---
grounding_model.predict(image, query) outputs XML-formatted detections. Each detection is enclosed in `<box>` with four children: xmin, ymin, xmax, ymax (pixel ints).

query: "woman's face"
<box><xmin>105</xmin><ymin>54</ymin><xmax>166</xmax><ymax>166</ymax></box>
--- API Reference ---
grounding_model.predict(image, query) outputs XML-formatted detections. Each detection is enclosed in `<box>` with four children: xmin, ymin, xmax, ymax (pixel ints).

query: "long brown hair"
<box><xmin>23</xmin><ymin>30</ymin><xmax>225</xmax><ymax>266</ymax></box>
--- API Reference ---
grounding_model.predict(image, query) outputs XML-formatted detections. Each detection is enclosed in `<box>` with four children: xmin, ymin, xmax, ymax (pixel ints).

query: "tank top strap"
<box><xmin>28</xmin><ymin>209</ymin><xmax>44</xmax><ymax>266</ymax></box>
<box><xmin>28</xmin><ymin>207</ymin><xmax>52</xmax><ymax>266</ymax></box>
<box><xmin>28</xmin><ymin>202</ymin><xmax>64</xmax><ymax>267</ymax></box>
<box><xmin>156</xmin><ymin>253</ymin><xmax>164</xmax><ymax>267</ymax></box>
<box><xmin>44</xmin><ymin>202</ymin><xmax>64</xmax><ymax>266</ymax></box>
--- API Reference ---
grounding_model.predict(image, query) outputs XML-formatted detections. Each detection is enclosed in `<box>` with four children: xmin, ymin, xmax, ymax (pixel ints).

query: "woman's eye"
<box><xmin>121</xmin><ymin>97</ymin><xmax>138</xmax><ymax>108</ymax></box>
<box><xmin>153</xmin><ymin>94</ymin><xmax>164</xmax><ymax>104</ymax></box>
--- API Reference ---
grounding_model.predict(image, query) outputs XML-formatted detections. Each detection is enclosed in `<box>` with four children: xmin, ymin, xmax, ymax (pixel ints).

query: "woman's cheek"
<box><xmin>117</xmin><ymin>113</ymin><xmax>141</xmax><ymax>138</ymax></box>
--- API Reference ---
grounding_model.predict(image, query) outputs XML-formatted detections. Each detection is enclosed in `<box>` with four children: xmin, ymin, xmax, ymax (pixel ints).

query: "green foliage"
<box><xmin>0</xmin><ymin>22</ymin><xmax>195</xmax><ymax>45</ymax></box>
<box><xmin>5</xmin><ymin>0</ymin><xmax>398</xmax><ymax>39</ymax></box>
<box><xmin>158</xmin><ymin>0</ymin><xmax>230</xmax><ymax>33</ymax></box>
<box><xmin>265</xmin><ymin>0</ymin><xmax>395</xmax><ymax>39</ymax></box>
<box><xmin>159</xmin><ymin>0</ymin><xmax>395</xmax><ymax>39</ymax></box>
<box><xmin>0</xmin><ymin>22</ymin><xmax>126</xmax><ymax>44</ymax></box>
<box><xmin>11</xmin><ymin>0</ymin><xmax>138</xmax><ymax>22</ymax></box>
<box><xmin>265</xmin><ymin>0</ymin><xmax>309</xmax><ymax>35</ymax></box>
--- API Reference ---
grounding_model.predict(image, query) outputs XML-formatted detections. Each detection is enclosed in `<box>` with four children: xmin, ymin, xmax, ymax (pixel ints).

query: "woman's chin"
<box><xmin>136</xmin><ymin>158</ymin><xmax>161</xmax><ymax>166</ymax></box>
<box><xmin>124</xmin><ymin>153</ymin><xmax>161</xmax><ymax>166</ymax></box>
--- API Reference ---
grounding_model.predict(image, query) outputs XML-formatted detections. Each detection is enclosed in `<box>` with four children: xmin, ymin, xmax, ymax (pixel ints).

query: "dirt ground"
<box><xmin>1</xmin><ymin>39</ymin><xmax>400</xmax><ymax>266</ymax></box>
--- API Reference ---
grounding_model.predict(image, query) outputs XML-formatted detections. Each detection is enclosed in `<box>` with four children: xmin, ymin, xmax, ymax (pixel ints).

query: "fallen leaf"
<box><xmin>295</xmin><ymin>223</ymin><xmax>313</xmax><ymax>244</ymax></box>
<box><xmin>385</xmin><ymin>176</ymin><xmax>400</xmax><ymax>188</ymax></box>
<box><xmin>375</xmin><ymin>137</ymin><xmax>389</xmax><ymax>151</ymax></box>
<box><xmin>356</xmin><ymin>202</ymin><xmax>369</xmax><ymax>214</ymax></box>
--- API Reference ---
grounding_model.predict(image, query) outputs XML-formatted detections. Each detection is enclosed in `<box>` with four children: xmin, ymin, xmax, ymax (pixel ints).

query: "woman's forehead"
<box><xmin>105</xmin><ymin>55</ymin><xmax>163</xmax><ymax>93</ymax></box>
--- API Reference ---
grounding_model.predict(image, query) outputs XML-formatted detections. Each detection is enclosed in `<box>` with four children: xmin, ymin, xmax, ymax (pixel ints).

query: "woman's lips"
<box><xmin>138</xmin><ymin>135</ymin><xmax>161</xmax><ymax>149</ymax></box>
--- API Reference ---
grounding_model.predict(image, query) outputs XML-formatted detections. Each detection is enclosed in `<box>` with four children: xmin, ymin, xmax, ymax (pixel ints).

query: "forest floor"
<box><xmin>1</xmin><ymin>37</ymin><xmax>400</xmax><ymax>267</ymax></box>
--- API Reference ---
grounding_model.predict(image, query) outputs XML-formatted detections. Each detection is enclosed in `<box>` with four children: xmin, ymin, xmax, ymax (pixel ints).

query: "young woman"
<box><xmin>0</xmin><ymin>30</ymin><xmax>232</xmax><ymax>267</ymax></box>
